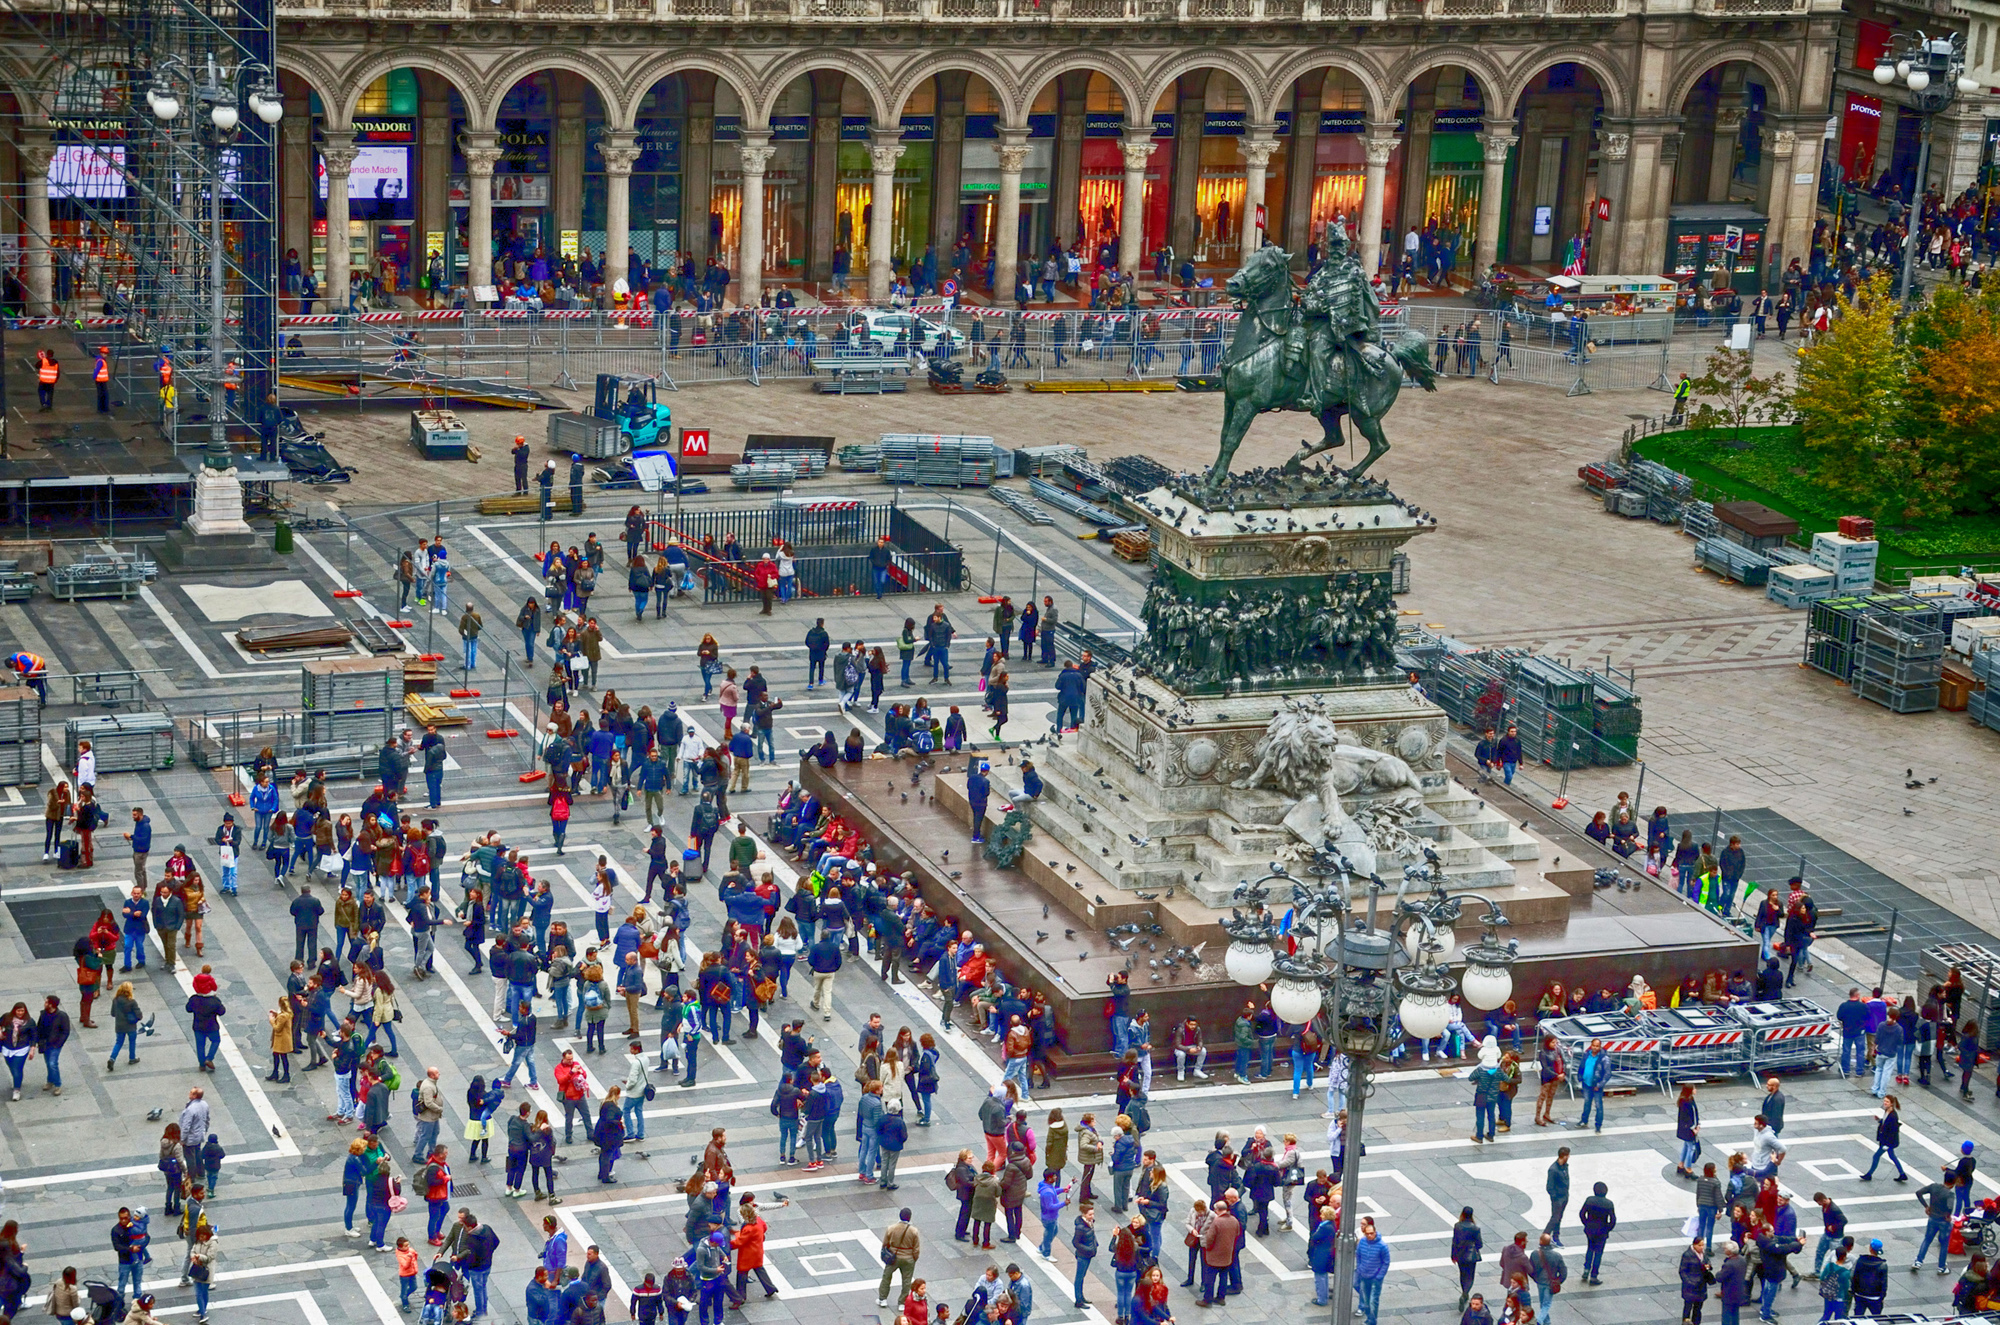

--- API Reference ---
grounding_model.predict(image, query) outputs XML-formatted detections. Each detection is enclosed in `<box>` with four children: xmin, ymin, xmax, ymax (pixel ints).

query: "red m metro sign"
<box><xmin>680</xmin><ymin>427</ymin><xmax>710</xmax><ymax>458</ymax></box>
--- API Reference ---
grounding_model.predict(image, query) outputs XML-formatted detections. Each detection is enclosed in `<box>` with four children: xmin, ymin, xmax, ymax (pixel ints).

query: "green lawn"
<box><xmin>1630</xmin><ymin>426</ymin><xmax>2000</xmax><ymax>575</ymax></box>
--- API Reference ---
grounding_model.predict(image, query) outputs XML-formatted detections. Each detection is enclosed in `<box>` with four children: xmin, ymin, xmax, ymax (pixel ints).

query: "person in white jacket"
<box><xmin>678</xmin><ymin>726</ymin><xmax>704</xmax><ymax>796</ymax></box>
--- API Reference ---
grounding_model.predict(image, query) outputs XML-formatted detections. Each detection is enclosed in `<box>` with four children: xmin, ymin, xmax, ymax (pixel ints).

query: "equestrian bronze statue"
<box><xmin>1205</xmin><ymin>233</ymin><xmax>1436</xmax><ymax>492</ymax></box>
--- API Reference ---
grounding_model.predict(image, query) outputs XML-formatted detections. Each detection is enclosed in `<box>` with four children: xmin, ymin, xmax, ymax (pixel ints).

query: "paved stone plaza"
<box><xmin>1</xmin><ymin>364</ymin><xmax>1997</xmax><ymax>1325</ymax></box>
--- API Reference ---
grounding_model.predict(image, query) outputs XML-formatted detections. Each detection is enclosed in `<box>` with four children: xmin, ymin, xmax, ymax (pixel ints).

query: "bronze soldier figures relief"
<box><xmin>1206</xmin><ymin>232</ymin><xmax>1438</xmax><ymax>492</ymax></box>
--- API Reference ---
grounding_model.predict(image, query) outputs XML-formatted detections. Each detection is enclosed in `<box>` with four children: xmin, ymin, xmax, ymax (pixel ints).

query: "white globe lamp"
<box><xmin>1398</xmin><ymin>988</ymin><xmax>1452</xmax><ymax>1042</ymax></box>
<box><xmin>1225</xmin><ymin>939</ymin><xmax>1275</xmax><ymax>988</ymax></box>
<box><xmin>1270</xmin><ymin>976</ymin><xmax>1323</xmax><ymax>1026</ymax></box>
<box><xmin>1404</xmin><ymin>924</ymin><xmax>1455</xmax><ymax>964</ymax></box>
<box><xmin>1460</xmin><ymin>959</ymin><xmax>1514</xmax><ymax>1011</ymax></box>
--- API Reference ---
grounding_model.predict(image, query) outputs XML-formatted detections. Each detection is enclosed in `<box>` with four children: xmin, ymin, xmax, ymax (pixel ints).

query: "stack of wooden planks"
<box><xmin>237</xmin><ymin>623</ymin><xmax>354</xmax><ymax>653</ymax></box>
<box><xmin>1110</xmin><ymin>530</ymin><xmax>1153</xmax><ymax>562</ymax></box>
<box><xmin>405</xmin><ymin>694</ymin><xmax>468</xmax><ymax>727</ymax></box>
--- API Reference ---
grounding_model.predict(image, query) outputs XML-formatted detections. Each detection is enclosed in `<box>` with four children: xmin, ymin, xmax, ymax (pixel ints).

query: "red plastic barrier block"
<box><xmin>386</xmin><ymin>619</ymin><xmax>414</xmax><ymax>628</ymax></box>
<box><xmin>518</xmin><ymin>770</ymin><xmax>546</xmax><ymax>783</ymax></box>
<box><xmin>333</xmin><ymin>590</ymin><xmax>364</xmax><ymax>599</ymax></box>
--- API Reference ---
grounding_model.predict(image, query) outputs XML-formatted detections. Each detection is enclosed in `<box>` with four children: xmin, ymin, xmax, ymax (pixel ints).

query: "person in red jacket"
<box><xmin>753</xmin><ymin>554</ymin><xmax>780</xmax><ymax>616</ymax></box>
<box><xmin>420</xmin><ymin>1145</ymin><xmax>453</xmax><ymax>1245</ymax></box>
<box><xmin>730</xmin><ymin>1191</ymin><xmax>788</xmax><ymax>1303</ymax></box>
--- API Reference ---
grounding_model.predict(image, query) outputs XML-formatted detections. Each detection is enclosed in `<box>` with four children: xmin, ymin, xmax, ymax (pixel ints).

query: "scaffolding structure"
<box><xmin>2</xmin><ymin>0</ymin><xmax>278</xmax><ymax>454</ymax></box>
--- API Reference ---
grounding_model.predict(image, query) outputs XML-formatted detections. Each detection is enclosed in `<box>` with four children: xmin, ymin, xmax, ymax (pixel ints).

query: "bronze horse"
<box><xmin>1205</xmin><ymin>244</ymin><xmax>1435</xmax><ymax>491</ymax></box>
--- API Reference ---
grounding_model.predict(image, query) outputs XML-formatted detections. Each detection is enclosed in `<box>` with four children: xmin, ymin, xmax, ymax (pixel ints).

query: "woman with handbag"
<box><xmin>1182</xmin><ymin>1198</ymin><xmax>1211</xmax><ymax>1288</ymax></box>
<box><xmin>1274</xmin><ymin>1133</ymin><xmax>1304</xmax><ymax>1232</ymax></box>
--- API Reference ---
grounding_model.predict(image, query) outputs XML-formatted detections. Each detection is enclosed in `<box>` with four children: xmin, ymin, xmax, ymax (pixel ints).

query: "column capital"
<box><xmin>1362</xmin><ymin>134</ymin><xmax>1398</xmax><ymax>168</ymax></box>
<box><xmin>320</xmin><ymin>139</ymin><xmax>361</xmax><ymax>175</ymax></box>
<box><xmin>997</xmin><ymin>143</ymin><xmax>1031</xmax><ymax>175</ymax></box>
<box><xmin>1600</xmin><ymin>132</ymin><xmax>1631</xmax><ymax>163</ymax></box>
<box><xmin>1763</xmin><ymin>126</ymin><xmax>1798</xmax><ymax>158</ymax></box>
<box><xmin>1242</xmin><ymin>127</ymin><xmax>1283</xmax><ymax>170</ymax></box>
<box><xmin>1120</xmin><ymin>127</ymin><xmax>1157</xmax><ymax>172</ymax></box>
<box><xmin>868</xmin><ymin>136</ymin><xmax>906</xmax><ymax>175</ymax></box>
<box><xmin>1478</xmin><ymin>132</ymin><xmax>1519</xmax><ymax>165</ymax></box>
<box><xmin>597</xmin><ymin>130</ymin><xmax>644</xmax><ymax>177</ymax></box>
<box><xmin>1714</xmin><ymin>106</ymin><xmax>1746</xmax><ymax>135</ymax></box>
<box><xmin>458</xmin><ymin>132</ymin><xmax>503</xmax><ymax>176</ymax></box>
<box><xmin>14</xmin><ymin>130</ymin><xmax>56</xmax><ymax>172</ymax></box>
<box><xmin>737</xmin><ymin>129</ymin><xmax>775</xmax><ymax>176</ymax></box>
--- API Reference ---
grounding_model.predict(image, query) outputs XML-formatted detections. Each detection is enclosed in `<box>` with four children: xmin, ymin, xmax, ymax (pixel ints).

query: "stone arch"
<box><xmin>1380</xmin><ymin>46</ymin><xmax>1510</xmax><ymax>117</ymax></box>
<box><xmin>1499</xmin><ymin>48</ymin><xmax>1630</xmax><ymax>122</ymax></box>
<box><xmin>748</xmin><ymin>50</ymin><xmax>894</xmax><ymax>126</ymax></box>
<box><xmin>1013</xmin><ymin>49</ymin><xmax>1147</xmax><ymax>125</ymax></box>
<box><xmin>614</xmin><ymin>51</ymin><xmax>761</xmax><ymax>130</ymax></box>
<box><xmin>1137</xmin><ymin>50</ymin><xmax>1277</xmax><ymax>125</ymax></box>
<box><xmin>884</xmin><ymin>53</ymin><xmax>1022</xmax><ymax>126</ymax></box>
<box><xmin>1663</xmin><ymin>48</ymin><xmax>1801</xmax><ymax>120</ymax></box>
<box><xmin>332</xmin><ymin>49</ymin><xmax>489</xmax><ymax>129</ymax></box>
<box><xmin>1263</xmin><ymin>51</ymin><xmax>1393</xmax><ymax>124</ymax></box>
<box><xmin>476</xmin><ymin>50</ymin><xmax>622</xmax><ymax>131</ymax></box>
<box><xmin>276</xmin><ymin>49</ymin><xmax>343</xmax><ymax>116</ymax></box>
<box><xmin>0</xmin><ymin>55</ymin><xmax>51</xmax><ymax>122</ymax></box>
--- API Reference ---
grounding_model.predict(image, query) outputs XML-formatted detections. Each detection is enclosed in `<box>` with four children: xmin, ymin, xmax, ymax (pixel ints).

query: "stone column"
<box><xmin>419</xmin><ymin>89</ymin><xmax>451</xmax><ymax>275</ymax></box>
<box><xmin>1475</xmin><ymin>122</ymin><xmax>1518</xmax><ymax>274</ymax></box>
<box><xmin>460</xmin><ymin>133</ymin><xmax>502</xmax><ymax>296</ymax></box>
<box><xmin>1167</xmin><ymin>85</ymin><xmax>1204</xmax><ymax>258</ymax></box>
<box><xmin>280</xmin><ymin>115</ymin><xmax>311</xmax><ymax>293</ymax></box>
<box><xmin>1118</xmin><ymin>125</ymin><xmax>1156</xmax><ymax>276</ymax></box>
<box><xmin>1052</xmin><ymin>73</ymin><xmax>1088</xmax><ymax>253</ymax></box>
<box><xmin>683</xmin><ymin>83</ymin><xmax>717</xmax><ymax>267</ymax></box>
<box><xmin>736</xmin><ymin>130</ymin><xmax>775</xmax><ymax>308</ymax></box>
<box><xmin>868</xmin><ymin>128</ymin><xmax>904</xmax><ymax>301</ymax></box>
<box><xmin>1759</xmin><ymin>126</ymin><xmax>1792</xmax><ymax>289</ymax></box>
<box><xmin>931</xmin><ymin>73</ymin><xmax>969</xmax><ymax>259</ymax></box>
<box><xmin>1708</xmin><ymin>107</ymin><xmax>1743</xmax><ymax>202</ymax></box>
<box><xmin>553</xmin><ymin>78</ymin><xmax>586</xmax><ymax>244</ymax></box>
<box><xmin>599</xmin><ymin>131</ymin><xmax>643</xmax><ymax>295</ymax></box>
<box><xmin>993</xmin><ymin>126</ymin><xmax>1030</xmax><ymax>300</ymax></box>
<box><xmin>1358</xmin><ymin>126</ymin><xmax>1397</xmax><ymax>278</ymax></box>
<box><xmin>1241</xmin><ymin>125</ymin><xmax>1282</xmax><ymax>247</ymax></box>
<box><xmin>16</xmin><ymin>133</ymin><xmax>55</xmax><ymax>315</ymax></box>
<box><xmin>1281</xmin><ymin>77</ymin><xmax>1325</xmax><ymax>257</ymax></box>
<box><xmin>1594</xmin><ymin>128</ymin><xmax>1631</xmax><ymax>274</ymax></box>
<box><xmin>321</xmin><ymin>140</ymin><xmax>359</xmax><ymax>312</ymax></box>
<box><xmin>808</xmin><ymin>97</ymin><xmax>841</xmax><ymax>282</ymax></box>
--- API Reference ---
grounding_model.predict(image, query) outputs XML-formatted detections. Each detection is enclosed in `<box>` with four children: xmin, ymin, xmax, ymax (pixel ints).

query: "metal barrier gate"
<box><xmin>1541</xmin><ymin>1013</ymin><xmax>1662</xmax><ymax>1095</ymax></box>
<box><xmin>1645</xmin><ymin>1006</ymin><xmax>1750</xmax><ymax>1084</ymax></box>
<box><xmin>1728</xmin><ymin>999</ymin><xmax>1837</xmax><ymax>1077</ymax></box>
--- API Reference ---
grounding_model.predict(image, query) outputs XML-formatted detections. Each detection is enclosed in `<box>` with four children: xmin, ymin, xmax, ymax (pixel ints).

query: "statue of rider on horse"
<box><xmin>1205</xmin><ymin>231</ymin><xmax>1436</xmax><ymax>493</ymax></box>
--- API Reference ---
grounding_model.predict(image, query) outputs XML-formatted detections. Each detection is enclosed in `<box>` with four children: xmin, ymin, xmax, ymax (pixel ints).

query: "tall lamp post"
<box><xmin>1874</xmin><ymin>32</ymin><xmax>1980</xmax><ymax>306</ymax></box>
<box><xmin>1224</xmin><ymin>846</ymin><xmax>1519</xmax><ymax>1325</ymax></box>
<box><xmin>144</xmin><ymin>56</ymin><xmax>284</xmax><ymax>466</ymax></box>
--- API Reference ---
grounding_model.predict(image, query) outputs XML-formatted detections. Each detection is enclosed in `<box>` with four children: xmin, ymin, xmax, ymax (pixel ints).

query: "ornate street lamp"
<box><xmin>1224</xmin><ymin>846</ymin><xmax>1519</xmax><ymax>1325</ymax></box>
<box><xmin>1874</xmin><ymin>32</ymin><xmax>1982</xmax><ymax>305</ymax></box>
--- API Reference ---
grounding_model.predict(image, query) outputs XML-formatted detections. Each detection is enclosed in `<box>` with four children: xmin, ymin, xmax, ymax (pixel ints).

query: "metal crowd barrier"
<box><xmin>1540</xmin><ymin>1013</ymin><xmax>1663</xmax><ymax>1095</ymax></box>
<box><xmin>1646</xmin><ymin>1006</ymin><xmax>1750</xmax><ymax>1083</ymax></box>
<box><xmin>1728</xmin><ymin>999</ymin><xmax>1837</xmax><ymax>1077</ymax></box>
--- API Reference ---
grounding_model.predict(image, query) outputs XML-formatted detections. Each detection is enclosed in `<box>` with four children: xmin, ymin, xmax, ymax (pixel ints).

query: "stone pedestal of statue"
<box><xmin>159</xmin><ymin>466</ymin><xmax>285</xmax><ymax>570</ymax></box>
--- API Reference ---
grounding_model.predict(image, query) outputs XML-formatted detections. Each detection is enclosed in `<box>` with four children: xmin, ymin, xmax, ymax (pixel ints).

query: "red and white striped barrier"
<box><xmin>1597</xmin><ymin>1038</ymin><xmax>1660</xmax><ymax>1053</ymax></box>
<box><xmin>1667</xmin><ymin>1031</ymin><xmax>1744</xmax><ymax>1048</ymax></box>
<box><xmin>281</xmin><ymin>314</ymin><xmax>341</xmax><ymax>325</ymax></box>
<box><xmin>1761</xmin><ymin>1023</ymin><xmax>1831</xmax><ymax>1041</ymax></box>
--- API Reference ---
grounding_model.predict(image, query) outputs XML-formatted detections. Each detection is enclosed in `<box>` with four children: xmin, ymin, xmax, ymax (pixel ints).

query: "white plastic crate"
<box><xmin>1767</xmin><ymin>564</ymin><xmax>1835</xmax><ymax>608</ymax></box>
<box><xmin>1909</xmin><ymin>574</ymin><xmax>1976</xmax><ymax>595</ymax></box>
<box><xmin>1952</xmin><ymin>617</ymin><xmax>2000</xmax><ymax>655</ymax></box>
<box><xmin>1811</xmin><ymin>532</ymin><xmax>1880</xmax><ymax>570</ymax></box>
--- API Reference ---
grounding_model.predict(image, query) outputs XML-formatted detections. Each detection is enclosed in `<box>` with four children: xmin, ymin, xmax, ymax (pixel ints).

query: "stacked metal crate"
<box><xmin>878</xmin><ymin>434</ymin><xmax>1000</xmax><ymax>488</ymax></box>
<box><xmin>743</xmin><ymin>448</ymin><xmax>828</xmax><ymax>477</ymax></box>
<box><xmin>1588</xmin><ymin>671</ymin><xmax>1641</xmax><ymax>765</ymax></box>
<box><xmin>1805</xmin><ymin>594</ymin><xmax>1882</xmax><ymax>680</ymax></box>
<box><xmin>0</xmin><ymin>686</ymin><xmax>40</xmax><ymax>785</ymax></box>
<box><xmin>1854</xmin><ymin>611</ymin><xmax>1945</xmax><ymax>714</ymax></box>
<box><xmin>1510</xmin><ymin>656</ymin><xmax>1593</xmax><ymax>769</ymax></box>
<box><xmin>1103</xmin><ymin>455</ymin><xmax>1173</xmax><ymax>495</ymax></box>
<box><xmin>66</xmin><ymin>712</ymin><xmax>174</xmax><ymax>772</ymax></box>
<box><xmin>301</xmin><ymin>658</ymin><xmax>403</xmax><ymax>754</ymax></box>
<box><xmin>1971</xmin><ymin>648</ymin><xmax>2000</xmax><ymax>732</ymax></box>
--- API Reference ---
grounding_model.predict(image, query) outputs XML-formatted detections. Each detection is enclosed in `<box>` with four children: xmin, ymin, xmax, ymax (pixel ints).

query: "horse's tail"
<box><xmin>1390</xmin><ymin>330</ymin><xmax>1438</xmax><ymax>392</ymax></box>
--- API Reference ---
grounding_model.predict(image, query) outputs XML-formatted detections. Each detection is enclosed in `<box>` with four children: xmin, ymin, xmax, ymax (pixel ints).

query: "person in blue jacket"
<box><xmin>1019</xmin><ymin>758</ymin><xmax>1044</xmax><ymax>800</ymax></box>
<box><xmin>967</xmin><ymin>762</ymin><xmax>991</xmax><ymax>845</ymax></box>
<box><xmin>1309</xmin><ymin>1201</ymin><xmax>1338</xmax><ymax>1306</ymax></box>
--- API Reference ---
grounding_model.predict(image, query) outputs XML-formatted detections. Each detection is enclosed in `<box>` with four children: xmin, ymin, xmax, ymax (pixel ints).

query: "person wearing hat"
<box><xmin>93</xmin><ymin>346</ymin><xmax>111</xmax><ymax>413</ymax></box>
<box><xmin>1852</xmin><ymin>1237</ymin><xmax>1889</xmax><ymax>1315</ymax></box>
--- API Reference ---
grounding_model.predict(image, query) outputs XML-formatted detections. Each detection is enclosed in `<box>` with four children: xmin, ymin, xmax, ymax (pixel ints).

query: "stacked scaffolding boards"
<box><xmin>1510</xmin><ymin>655</ymin><xmax>1594</xmax><ymax>769</ymax></box>
<box><xmin>878</xmin><ymin>435</ymin><xmax>1002</xmax><ymax>488</ymax></box>
<box><xmin>1589</xmin><ymin>672</ymin><xmax>1642</xmax><ymax>765</ymax></box>
<box><xmin>1694</xmin><ymin>536</ymin><xmax>1772</xmax><ymax>587</ymax></box>
<box><xmin>0</xmin><ymin>687</ymin><xmax>40</xmax><ymax>786</ymax></box>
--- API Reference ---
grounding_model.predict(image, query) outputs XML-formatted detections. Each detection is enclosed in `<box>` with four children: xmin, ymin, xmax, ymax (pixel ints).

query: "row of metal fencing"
<box><xmin>79</xmin><ymin>302</ymin><xmax>1735</xmax><ymax>423</ymax></box>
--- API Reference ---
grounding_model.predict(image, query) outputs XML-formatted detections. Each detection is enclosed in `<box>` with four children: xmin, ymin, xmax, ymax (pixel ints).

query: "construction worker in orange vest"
<box><xmin>4</xmin><ymin>651</ymin><xmax>47</xmax><ymax>704</ymax></box>
<box><xmin>34</xmin><ymin>350</ymin><xmax>58</xmax><ymax>411</ymax></box>
<box><xmin>93</xmin><ymin>345</ymin><xmax>111</xmax><ymax>413</ymax></box>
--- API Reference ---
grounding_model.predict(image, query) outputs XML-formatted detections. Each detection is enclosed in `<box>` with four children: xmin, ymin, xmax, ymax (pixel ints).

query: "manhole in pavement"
<box><xmin>451</xmin><ymin>1183</ymin><xmax>478</xmax><ymax>1196</ymax></box>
